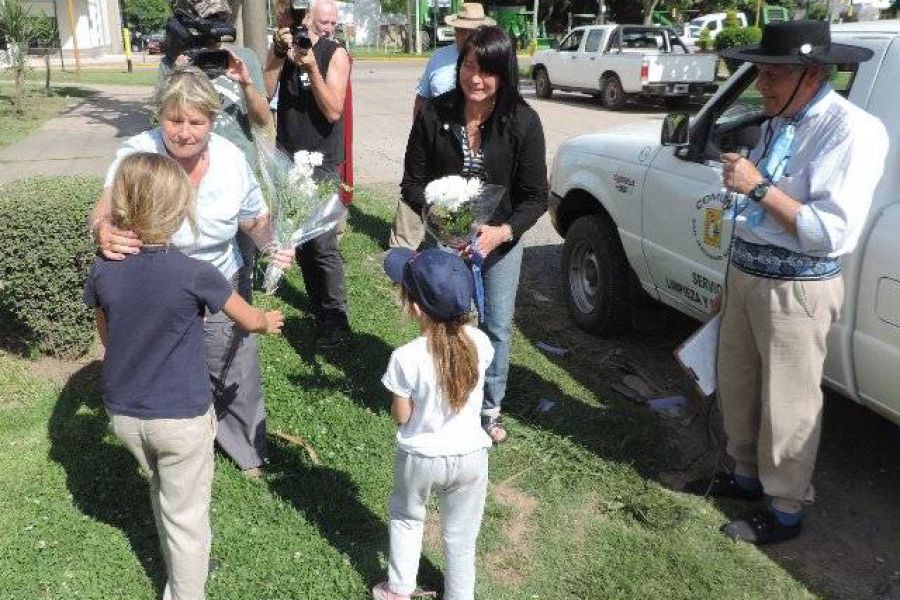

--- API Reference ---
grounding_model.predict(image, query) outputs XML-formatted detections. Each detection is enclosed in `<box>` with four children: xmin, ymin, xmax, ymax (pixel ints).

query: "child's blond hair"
<box><xmin>110</xmin><ymin>153</ymin><xmax>196</xmax><ymax>245</ymax></box>
<box><xmin>400</xmin><ymin>287</ymin><xmax>478</xmax><ymax>413</ymax></box>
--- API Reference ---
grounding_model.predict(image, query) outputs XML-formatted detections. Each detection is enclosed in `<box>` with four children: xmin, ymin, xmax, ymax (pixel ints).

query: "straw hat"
<box><xmin>444</xmin><ymin>3</ymin><xmax>496</xmax><ymax>29</ymax></box>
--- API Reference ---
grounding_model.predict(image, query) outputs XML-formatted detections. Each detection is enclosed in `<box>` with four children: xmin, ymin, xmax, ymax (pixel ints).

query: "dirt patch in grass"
<box><xmin>483</xmin><ymin>483</ymin><xmax>538</xmax><ymax>588</ymax></box>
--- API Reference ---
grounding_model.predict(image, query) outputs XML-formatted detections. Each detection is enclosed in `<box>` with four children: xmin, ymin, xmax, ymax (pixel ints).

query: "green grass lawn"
<box><xmin>0</xmin><ymin>83</ymin><xmax>94</xmax><ymax>150</ymax></box>
<box><xmin>0</xmin><ymin>68</ymin><xmax>159</xmax><ymax>89</ymax></box>
<box><xmin>0</xmin><ymin>186</ymin><xmax>817</xmax><ymax>599</ymax></box>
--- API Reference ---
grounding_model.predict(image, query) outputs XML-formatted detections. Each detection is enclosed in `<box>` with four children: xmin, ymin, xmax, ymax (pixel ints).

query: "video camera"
<box><xmin>289</xmin><ymin>0</ymin><xmax>313</xmax><ymax>50</ymax></box>
<box><xmin>164</xmin><ymin>6</ymin><xmax>236</xmax><ymax>78</ymax></box>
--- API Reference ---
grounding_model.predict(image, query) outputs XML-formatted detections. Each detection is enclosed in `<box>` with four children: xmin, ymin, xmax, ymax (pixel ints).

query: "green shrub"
<box><xmin>723</xmin><ymin>9</ymin><xmax>741</xmax><ymax>29</ymax></box>
<box><xmin>715</xmin><ymin>26</ymin><xmax>763</xmax><ymax>73</ymax></box>
<box><xmin>697</xmin><ymin>27</ymin><xmax>712</xmax><ymax>51</ymax></box>
<box><xmin>0</xmin><ymin>176</ymin><xmax>101</xmax><ymax>357</ymax></box>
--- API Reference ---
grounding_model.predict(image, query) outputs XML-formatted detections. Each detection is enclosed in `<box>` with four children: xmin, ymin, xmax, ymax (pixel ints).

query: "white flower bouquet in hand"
<box><xmin>422</xmin><ymin>175</ymin><xmax>506</xmax><ymax>249</ymax></box>
<box><xmin>255</xmin><ymin>132</ymin><xmax>348</xmax><ymax>294</ymax></box>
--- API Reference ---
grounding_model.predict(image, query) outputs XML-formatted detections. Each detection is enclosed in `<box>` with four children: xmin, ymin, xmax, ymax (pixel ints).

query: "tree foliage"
<box><xmin>123</xmin><ymin>0</ymin><xmax>174</xmax><ymax>33</ymax></box>
<box><xmin>0</xmin><ymin>0</ymin><xmax>52</xmax><ymax>112</ymax></box>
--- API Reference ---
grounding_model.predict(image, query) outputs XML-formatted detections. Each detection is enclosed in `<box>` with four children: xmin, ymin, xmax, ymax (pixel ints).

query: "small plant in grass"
<box><xmin>0</xmin><ymin>176</ymin><xmax>100</xmax><ymax>357</ymax></box>
<box><xmin>0</xmin><ymin>0</ymin><xmax>47</xmax><ymax>111</ymax></box>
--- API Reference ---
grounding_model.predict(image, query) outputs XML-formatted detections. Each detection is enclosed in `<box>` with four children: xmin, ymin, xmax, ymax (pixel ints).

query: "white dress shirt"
<box><xmin>736</xmin><ymin>87</ymin><xmax>889</xmax><ymax>257</ymax></box>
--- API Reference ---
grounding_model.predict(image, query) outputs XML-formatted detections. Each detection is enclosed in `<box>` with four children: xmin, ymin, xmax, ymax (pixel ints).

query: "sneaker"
<box><xmin>721</xmin><ymin>508</ymin><xmax>802</xmax><ymax>545</ymax></box>
<box><xmin>371</xmin><ymin>582</ymin><xmax>436</xmax><ymax>600</ymax></box>
<box><xmin>683</xmin><ymin>472</ymin><xmax>763</xmax><ymax>501</ymax></box>
<box><xmin>241</xmin><ymin>466</ymin><xmax>265</xmax><ymax>479</ymax></box>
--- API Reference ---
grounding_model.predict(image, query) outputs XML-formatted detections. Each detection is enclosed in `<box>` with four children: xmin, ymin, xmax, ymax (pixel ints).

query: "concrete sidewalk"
<box><xmin>0</xmin><ymin>84</ymin><xmax>152</xmax><ymax>186</ymax></box>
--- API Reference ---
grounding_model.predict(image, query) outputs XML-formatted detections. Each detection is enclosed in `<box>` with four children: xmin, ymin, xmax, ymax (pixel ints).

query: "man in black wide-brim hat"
<box><xmin>685</xmin><ymin>20</ymin><xmax>889</xmax><ymax>544</ymax></box>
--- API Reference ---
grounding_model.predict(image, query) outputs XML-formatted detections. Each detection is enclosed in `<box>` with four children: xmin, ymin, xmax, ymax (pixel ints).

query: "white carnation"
<box><xmin>424</xmin><ymin>175</ymin><xmax>485</xmax><ymax>211</ymax></box>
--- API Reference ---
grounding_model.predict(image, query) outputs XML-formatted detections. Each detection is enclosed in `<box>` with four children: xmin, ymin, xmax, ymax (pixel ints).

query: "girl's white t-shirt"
<box><xmin>382</xmin><ymin>325</ymin><xmax>494</xmax><ymax>457</ymax></box>
<box><xmin>104</xmin><ymin>130</ymin><xmax>267</xmax><ymax>280</ymax></box>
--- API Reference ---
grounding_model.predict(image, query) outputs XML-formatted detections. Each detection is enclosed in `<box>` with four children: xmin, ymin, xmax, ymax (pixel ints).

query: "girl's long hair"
<box><xmin>401</xmin><ymin>288</ymin><xmax>479</xmax><ymax>413</ymax></box>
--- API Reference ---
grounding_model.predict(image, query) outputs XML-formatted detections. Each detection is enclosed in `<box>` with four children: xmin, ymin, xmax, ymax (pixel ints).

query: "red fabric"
<box><xmin>339</xmin><ymin>54</ymin><xmax>354</xmax><ymax>205</ymax></box>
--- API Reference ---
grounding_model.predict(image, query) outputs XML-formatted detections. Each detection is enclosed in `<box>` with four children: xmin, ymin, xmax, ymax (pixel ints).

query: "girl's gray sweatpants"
<box><xmin>388</xmin><ymin>448</ymin><xmax>489</xmax><ymax>600</ymax></box>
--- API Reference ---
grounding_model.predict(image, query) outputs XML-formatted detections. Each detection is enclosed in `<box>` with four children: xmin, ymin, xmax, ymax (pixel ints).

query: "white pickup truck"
<box><xmin>547</xmin><ymin>21</ymin><xmax>900</xmax><ymax>424</ymax></box>
<box><xmin>531</xmin><ymin>24</ymin><xmax>718</xmax><ymax>109</ymax></box>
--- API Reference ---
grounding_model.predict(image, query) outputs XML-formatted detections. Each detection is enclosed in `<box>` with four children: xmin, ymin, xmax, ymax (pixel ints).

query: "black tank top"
<box><xmin>276</xmin><ymin>38</ymin><xmax>345</xmax><ymax>171</ymax></box>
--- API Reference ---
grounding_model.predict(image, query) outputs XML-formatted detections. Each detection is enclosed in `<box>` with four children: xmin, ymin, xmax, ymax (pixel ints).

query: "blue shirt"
<box><xmin>415</xmin><ymin>44</ymin><xmax>459</xmax><ymax>98</ymax></box>
<box><xmin>83</xmin><ymin>248</ymin><xmax>234</xmax><ymax>419</ymax></box>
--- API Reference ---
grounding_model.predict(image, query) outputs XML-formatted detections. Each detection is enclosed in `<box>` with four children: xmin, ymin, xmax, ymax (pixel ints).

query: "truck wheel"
<box><xmin>601</xmin><ymin>75</ymin><xmax>626</xmax><ymax>110</ymax></box>
<box><xmin>563</xmin><ymin>214</ymin><xmax>631</xmax><ymax>335</ymax></box>
<box><xmin>534</xmin><ymin>68</ymin><xmax>553</xmax><ymax>99</ymax></box>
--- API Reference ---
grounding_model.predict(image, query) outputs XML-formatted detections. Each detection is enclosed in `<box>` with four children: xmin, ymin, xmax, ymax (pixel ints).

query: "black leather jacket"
<box><xmin>400</xmin><ymin>90</ymin><xmax>548</xmax><ymax>246</ymax></box>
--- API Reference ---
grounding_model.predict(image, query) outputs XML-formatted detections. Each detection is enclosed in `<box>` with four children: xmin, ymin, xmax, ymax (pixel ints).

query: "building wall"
<box><xmin>26</xmin><ymin>0</ymin><xmax>123</xmax><ymax>57</ymax></box>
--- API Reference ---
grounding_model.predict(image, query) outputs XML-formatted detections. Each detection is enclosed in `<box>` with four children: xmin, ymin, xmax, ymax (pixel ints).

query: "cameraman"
<box><xmin>265</xmin><ymin>0</ymin><xmax>351</xmax><ymax>348</ymax></box>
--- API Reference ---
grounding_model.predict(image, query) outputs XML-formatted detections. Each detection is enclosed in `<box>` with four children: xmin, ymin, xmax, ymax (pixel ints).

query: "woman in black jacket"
<box><xmin>400</xmin><ymin>26</ymin><xmax>548</xmax><ymax>443</ymax></box>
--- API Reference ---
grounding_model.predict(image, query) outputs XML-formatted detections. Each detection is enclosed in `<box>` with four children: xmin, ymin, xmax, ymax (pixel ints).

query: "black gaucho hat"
<box><xmin>721</xmin><ymin>20</ymin><xmax>873</xmax><ymax>65</ymax></box>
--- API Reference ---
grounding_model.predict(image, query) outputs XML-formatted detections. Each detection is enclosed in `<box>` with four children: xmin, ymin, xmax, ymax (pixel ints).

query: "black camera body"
<box><xmin>165</xmin><ymin>8</ymin><xmax>236</xmax><ymax>78</ymax></box>
<box><xmin>291</xmin><ymin>24</ymin><xmax>313</xmax><ymax>50</ymax></box>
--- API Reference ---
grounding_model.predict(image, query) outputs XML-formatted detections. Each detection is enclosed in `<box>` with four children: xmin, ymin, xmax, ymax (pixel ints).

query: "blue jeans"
<box><xmin>480</xmin><ymin>241</ymin><xmax>523</xmax><ymax>416</ymax></box>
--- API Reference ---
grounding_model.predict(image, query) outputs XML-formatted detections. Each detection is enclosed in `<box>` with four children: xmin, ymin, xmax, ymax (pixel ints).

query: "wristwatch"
<box><xmin>748</xmin><ymin>179</ymin><xmax>772</xmax><ymax>203</ymax></box>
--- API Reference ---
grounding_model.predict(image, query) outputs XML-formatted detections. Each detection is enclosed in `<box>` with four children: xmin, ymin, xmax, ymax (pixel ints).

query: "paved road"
<box><xmin>351</xmin><ymin>59</ymin><xmax>668</xmax><ymax>246</ymax></box>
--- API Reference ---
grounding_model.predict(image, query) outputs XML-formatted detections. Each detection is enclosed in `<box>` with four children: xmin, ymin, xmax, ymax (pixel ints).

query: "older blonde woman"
<box><xmin>90</xmin><ymin>67</ymin><xmax>292</xmax><ymax>478</ymax></box>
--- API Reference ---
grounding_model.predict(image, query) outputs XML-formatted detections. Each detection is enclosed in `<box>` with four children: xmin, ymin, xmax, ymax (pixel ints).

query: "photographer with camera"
<box><xmin>265</xmin><ymin>0</ymin><xmax>352</xmax><ymax>348</ymax></box>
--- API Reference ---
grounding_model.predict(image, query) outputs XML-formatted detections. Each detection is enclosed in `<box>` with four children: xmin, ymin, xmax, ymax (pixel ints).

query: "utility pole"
<box><xmin>415</xmin><ymin>0</ymin><xmax>421</xmax><ymax>54</ymax></box>
<box><xmin>65</xmin><ymin>0</ymin><xmax>80</xmax><ymax>74</ymax></box>
<box><xmin>242</xmin><ymin>0</ymin><xmax>268</xmax><ymax>59</ymax></box>
<box><xmin>532</xmin><ymin>0</ymin><xmax>539</xmax><ymax>40</ymax></box>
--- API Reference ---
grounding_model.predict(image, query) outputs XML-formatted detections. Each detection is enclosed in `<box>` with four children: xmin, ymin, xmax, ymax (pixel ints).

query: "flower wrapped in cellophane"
<box><xmin>422</xmin><ymin>175</ymin><xmax>505</xmax><ymax>250</ymax></box>
<box><xmin>255</xmin><ymin>129</ymin><xmax>348</xmax><ymax>294</ymax></box>
<box><xmin>421</xmin><ymin>176</ymin><xmax>506</xmax><ymax>323</ymax></box>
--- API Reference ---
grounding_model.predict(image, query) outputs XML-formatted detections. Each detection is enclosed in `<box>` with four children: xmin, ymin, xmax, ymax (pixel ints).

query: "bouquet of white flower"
<box><xmin>255</xmin><ymin>130</ymin><xmax>348</xmax><ymax>294</ymax></box>
<box><xmin>422</xmin><ymin>175</ymin><xmax>505</xmax><ymax>250</ymax></box>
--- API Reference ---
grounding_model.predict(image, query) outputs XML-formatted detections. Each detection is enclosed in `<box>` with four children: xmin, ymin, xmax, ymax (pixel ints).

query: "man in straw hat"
<box><xmin>685</xmin><ymin>20</ymin><xmax>888</xmax><ymax>544</ymax></box>
<box><xmin>388</xmin><ymin>3</ymin><xmax>495</xmax><ymax>251</ymax></box>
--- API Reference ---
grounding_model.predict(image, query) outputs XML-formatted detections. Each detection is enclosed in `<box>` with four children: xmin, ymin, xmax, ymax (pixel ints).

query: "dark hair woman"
<box><xmin>400</xmin><ymin>26</ymin><xmax>548</xmax><ymax>444</ymax></box>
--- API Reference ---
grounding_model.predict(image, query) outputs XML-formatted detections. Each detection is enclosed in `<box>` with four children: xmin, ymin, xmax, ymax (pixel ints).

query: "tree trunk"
<box><xmin>643</xmin><ymin>0</ymin><xmax>660</xmax><ymax>24</ymax></box>
<box><xmin>15</xmin><ymin>69</ymin><xmax>25</xmax><ymax>113</ymax></box>
<box><xmin>44</xmin><ymin>52</ymin><xmax>51</xmax><ymax>97</ymax></box>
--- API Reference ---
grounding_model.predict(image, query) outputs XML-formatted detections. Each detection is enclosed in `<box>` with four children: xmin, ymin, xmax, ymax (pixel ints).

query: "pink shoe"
<box><xmin>371</xmin><ymin>582</ymin><xmax>436</xmax><ymax>600</ymax></box>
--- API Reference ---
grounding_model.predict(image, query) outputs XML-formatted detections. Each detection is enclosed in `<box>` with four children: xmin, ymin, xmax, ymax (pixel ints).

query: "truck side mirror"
<box><xmin>661</xmin><ymin>113</ymin><xmax>690</xmax><ymax>146</ymax></box>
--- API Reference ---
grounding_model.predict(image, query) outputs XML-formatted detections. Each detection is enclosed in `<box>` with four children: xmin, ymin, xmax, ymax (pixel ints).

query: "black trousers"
<box><xmin>296</xmin><ymin>228</ymin><xmax>349</xmax><ymax>329</ymax></box>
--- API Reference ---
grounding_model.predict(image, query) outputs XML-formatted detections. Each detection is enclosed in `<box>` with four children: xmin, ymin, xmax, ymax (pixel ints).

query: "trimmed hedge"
<box><xmin>0</xmin><ymin>176</ymin><xmax>101</xmax><ymax>358</ymax></box>
<box><xmin>715</xmin><ymin>26</ymin><xmax>763</xmax><ymax>73</ymax></box>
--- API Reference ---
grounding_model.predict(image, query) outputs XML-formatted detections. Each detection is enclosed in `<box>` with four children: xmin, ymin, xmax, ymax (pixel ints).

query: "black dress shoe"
<box><xmin>721</xmin><ymin>509</ymin><xmax>802</xmax><ymax>545</ymax></box>
<box><xmin>684</xmin><ymin>472</ymin><xmax>763</xmax><ymax>501</ymax></box>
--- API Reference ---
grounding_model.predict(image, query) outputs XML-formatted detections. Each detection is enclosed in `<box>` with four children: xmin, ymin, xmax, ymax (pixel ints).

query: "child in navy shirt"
<box><xmin>83</xmin><ymin>152</ymin><xmax>284</xmax><ymax>600</ymax></box>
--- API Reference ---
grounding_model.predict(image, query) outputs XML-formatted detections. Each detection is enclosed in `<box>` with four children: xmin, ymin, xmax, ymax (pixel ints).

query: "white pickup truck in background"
<box><xmin>547</xmin><ymin>21</ymin><xmax>900</xmax><ymax>424</ymax></box>
<box><xmin>531</xmin><ymin>24</ymin><xmax>719</xmax><ymax>109</ymax></box>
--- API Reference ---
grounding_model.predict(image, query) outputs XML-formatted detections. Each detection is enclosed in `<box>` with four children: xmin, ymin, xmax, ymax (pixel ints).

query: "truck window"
<box><xmin>711</xmin><ymin>63</ymin><xmax>860</xmax><ymax>155</ymax></box>
<box><xmin>621</xmin><ymin>28</ymin><xmax>665</xmax><ymax>50</ymax></box>
<box><xmin>584</xmin><ymin>29</ymin><xmax>604</xmax><ymax>53</ymax></box>
<box><xmin>559</xmin><ymin>30</ymin><xmax>584</xmax><ymax>52</ymax></box>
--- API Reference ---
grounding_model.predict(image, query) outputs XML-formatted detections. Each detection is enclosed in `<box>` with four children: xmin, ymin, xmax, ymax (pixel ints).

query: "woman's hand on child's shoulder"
<box><xmin>94</xmin><ymin>218</ymin><xmax>142</xmax><ymax>260</ymax></box>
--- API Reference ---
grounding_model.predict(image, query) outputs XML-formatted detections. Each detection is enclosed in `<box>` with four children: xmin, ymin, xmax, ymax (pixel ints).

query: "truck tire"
<box><xmin>563</xmin><ymin>214</ymin><xmax>631</xmax><ymax>335</ymax></box>
<box><xmin>601</xmin><ymin>75</ymin><xmax>626</xmax><ymax>110</ymax></box>
<box><xmin>534</xmin><ymin>67</ymin><xmax>553</xmax><ymax>99</ymax></box>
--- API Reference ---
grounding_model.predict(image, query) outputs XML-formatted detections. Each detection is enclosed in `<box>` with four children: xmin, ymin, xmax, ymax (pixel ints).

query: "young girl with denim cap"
<box><xmin>83</xmin><ymin>152</ymin><xmax>284</xmax><ymax>600</ymax></box>
<box><xmin>373</xmin><ymin>248</ymin><xmax>494</xmax><ymax>600</ymax></box>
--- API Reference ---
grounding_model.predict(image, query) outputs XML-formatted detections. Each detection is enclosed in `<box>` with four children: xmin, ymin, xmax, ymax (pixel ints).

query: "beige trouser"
<box><xmin>110</xmin><ymin>407</ymin><xmax>217</xmax><ymax>600</ymax></box>
<box><xmin>717</xmin><ymin>267</ymin><xmax>843</xmax><ymax>514</ymax></box>
<box><xmin>389</xmin><ymin>199</ymin><xmax>424</xmax><ymax>250</ymax></box>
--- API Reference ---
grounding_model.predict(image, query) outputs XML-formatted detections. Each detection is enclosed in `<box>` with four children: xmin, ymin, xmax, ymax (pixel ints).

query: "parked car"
<box><xmin>547</xmin><ymin>21</ymin><xmax>900</xmax><ymax>424</ymax></box>
<box><xmin>681</xmin><ymin>12</ymin><xmax>749</xmax><ymax>48</ymax></box>
<box><xmin>531</xmin><ymin>24</ymin><xmax>718</xmax><ymax>110</ymax></box>
<box><xmin>146</xmin><ymin>32</ymin><xmax>165</xmax><ymax>54</ymax></box>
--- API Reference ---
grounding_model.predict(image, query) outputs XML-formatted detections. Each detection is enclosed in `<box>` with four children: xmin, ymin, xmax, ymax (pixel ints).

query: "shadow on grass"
<box><xmin>266</xmin><ymin>437</ymin><xmax>445</xmax><ymax>591</ymax></box>
<box><xmin>47</xmin><ymin>361</ymin><xmax>166</xmax><ymax>595</ymax></box>
<box><xmin>348</xmin><ymin>201</ymin><xmax>392</xmax><ymax>252</ymax></box>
